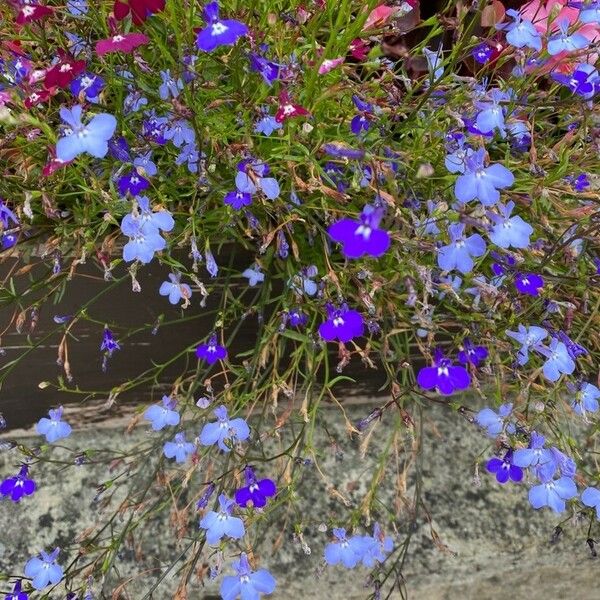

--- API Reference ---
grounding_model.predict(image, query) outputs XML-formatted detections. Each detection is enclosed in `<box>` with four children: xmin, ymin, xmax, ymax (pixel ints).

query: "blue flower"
<box><xmin>143</xmin><ymin>396</ymin><xmax>180</xmax><ymax>431</ymax></box>
<box><xmin>224</xmin><ymin>190</ymin><xmax>253</xmax><ymax>210</ymax></box>
<box><xmin>552</xmin><ymin>64</ymin><xmax>599</xmax><ymax>99</ymax></box>
<box><xmin>501</xmin><ymin>9</ymin><xmax>542</xmax><ymax>51</ymax></box>
<box><xmin>475</xmin><ymin>403</ymin><xmax>513</xmax><ymax>437</ymax></box>
<box><xmin>506</xmin><ymin>324</ymin><xmax>548</xmax><ymax>365</ymax></box>
<box><xmin>70</xmin><ymin>72</ymin><xmax>105</xmax><ymax>102</ymax></box>
<box><xmin>571</xmin><ymin>382</ymin><xmax>600</xmax><ymax>416</ymax></box>
<box><xmin>164</xmin><ymin>119</ymin><xmax>195</xmax><ymax>148</ymax></box>
<box><xmin>196</xmin><ymin>1</ymin><xmax>248</xmax><ymax>53</ymax></box>
<box><xmin>133</xmin><ymin>151</ymin><xmax>157</xmax><ymax>176</ymax></box>
<box><xmin>24</xmin><ymin>548</ymin><xmax>63</xmax><ymax>590</ymax></box>
<box><xmin>67</xmin><ymin>0</ymin><xmax>88</xmax><ymax>15</ymax></box>
<box><xmin>472</xmin><ymin>42</ymin><xmax>494</xmax><ymax>64</ymax></box>
<box><xmin>248</xmin><ymin>53</ymin><xmax>281</xmax><ymax>86</ymax></box>
<box><xmin>486</xmin><ymin>450</ymin><xmax>523</xmax><ymax>484</ymax></box>
<box><xmin>514</xmin><ymin>272</ymin><xmax>544</xmax><ymax>296</ymax></box>
<box><xmin>324</xmin><ymin>528</ymin><xmax>370</xmax><ymax>568</ymax></box>
<box><xmin>581</xmin><ymin>1</ymin><xmax>600</xmax><ymax>24</ymax></box>
<box><xmin>488</xmin><ymin>201</ymin><xmax>533</xmax><ymax>249</ymax></box>
<box><xmin>445</xmin><ymin>135</ymin><xmax>474</xmax><ymax>174</ymax></box>
<box><xmin>537</xmin><ymin>338</ymin><xmax>576</xmax><ymax>382</ymax></box>
<box><xmin>318</xmin><ymin>303</ymin><xmax>364</xmax><ymax>343</ymax></box>
<box><xmin>537</xmin><ymin>446</ymin><xmax>577</xmax><ymax>481</ymax></box>
<box><xmin>199</xmin><ymin>405</ymin><xmax>249</xmax><ymax>452</ymax></box>
<box><xmin>454</xmin><ymin>149</ymin><xmax>514</xmax><ymax>206</ymax></box>
<box><xmin>423</xmin><ymin>46</ymin><xmax>444</xmax><ymax>81</ymax></box>
<box><xmin>235</xmin><ymin>466</ymin><xmax>277</xmax><ymax>509</ymax></box>
<box><xmin>242</xmin><ymin>264</ymin><xmax>265</xmax><ymax>286</ymax></box>
<box><xmin>100</xmin><ymin>327</ymin><xmax>120</xmax><ymax>356</ymax></box>
<box><xmin>159</xmin><ymin>273</ymin><xmax>192</xmax><ymax>305</ymax></box>
<box><xmin>581</xmin><ymin>487</ymin><xmax>600</xmax><ymax>519</ymax></box>
<box><xmin>220</xmin><ymin>553</ymin><xmax>276</xmax><ymax>600</ymax></box>
<box><xmin>359</xmin><ymin>523</ymin><xmax>394</xmax><ymax>567</ymax></box>
<box><xmin>417</xmin><ymin>347</ymin><xmax>470</xmax><ymax>395</ymax></box>
<box><xmin>163</xmin><ymin>432</ymin><xmax>195</xmax><ymax>463</ymax></box>
<box><xmin>175</xmin><ymin>142</ymin><xmax>200</xmax><ymax>173</ymax></box>
<box><xmin>437</xmin><ymin>222</ymin><xmax>486</xmax><ymax>274</ymax></box>
<box><xmin>205</xmin><ymin>247</ymin><xmax>219</xmax><ymax>277</ymax></box>
<box><xmin>528</xmin><ymin>475</ymin><xmax>577</xmax><ymax>513</ymax></box>
<box><xmin>121</xmin><ymin>216</ymin><xmax>166</xmax><ymax>263</ymax></box>
<box><xmin>36</xmin><ymin>406</ymin><xmax>72</xmax><ymax>443</ymax></box>
<box><xmin>547</xmin><ymin>19</ymin><xmax>589</xmax><ymax>56</ymax></box>
<box><xmin>235</xmin><ymin>163</ymin><xmax>280</xmax><ymax>200</ymax></box>
<box><xmin>56</xmin><ymin>105</ymin><xmax>117</xmax><ymax>162</ymax></box>
<box><xmin>200</xmin><ymin>494</ymin><xmax>245</xmax><ymax>544</ymax></box>
<box><xmin>328</xmin><ymin>204</ymin><xmax>390</xmax><ymax>259</ymax></box>
<box><xmin>159</xmin><ymin>69</ymin><xmax>183</xmax><ymax>100</ymax></box>
<box><xmin>0</xmin><ymin>465</ymin><xmax>36</xmax><ymax>503</ymax></box>
<box><xmin>196</xmin><ymin>334</ymin><xmax>227</xmax><ymax>364</ymax></box>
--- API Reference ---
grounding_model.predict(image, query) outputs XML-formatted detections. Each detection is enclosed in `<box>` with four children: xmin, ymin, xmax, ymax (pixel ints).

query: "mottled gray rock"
<box><xmin>0</xmin><ymin>399</ymin><xmax>596</xmax><ymax>600</ymax></box>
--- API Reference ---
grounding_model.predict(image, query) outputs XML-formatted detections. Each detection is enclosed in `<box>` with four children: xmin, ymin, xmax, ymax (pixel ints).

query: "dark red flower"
<box><xmin>349</xmin><ymin>38</ymin><xmax>369</xmax><ymax>61</ymax></box>
<box><xmin>113</xmin><ymin>0</ymin><xmax>165</xmax><ymax>25</ymax></box>
<box><xmin>275</xmin><ymin>91</ymin><xmax>310</xmax><ymax>123</ymax></box>
<box><xmin>16</xmin><ymin>4</ymin><xmax>53</xmax><ymax>25</ymax></box>
<box><xmin>24</xmin><ymin>89</ymin><xmax>52</xmax><ymax>108</ymax></box>
<box><xmin>43</xmin><ymin>52</ymin><xmax>85</xmax><ymax>89</ymax></box>
<box><xmin>43</xmin><ymin>151</ymin><xmax>73</xmax><ymax>177</ymax></box>
<box><xmin>95</xmin><ymin>32</ymin><xmax>149</xmax><ymax>56</ymax></box>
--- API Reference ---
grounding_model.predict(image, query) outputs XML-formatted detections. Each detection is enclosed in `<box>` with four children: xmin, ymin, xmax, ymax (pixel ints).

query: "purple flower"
<box><xmin>70</xmin><ymin>72</ymin><xmax>105</xmax><ymax>102</ymax></box>
<box><xmin>581</xmin><ymin>487</ymin><xmax>600</xmax><ymax>518</ymax></box>
<box><xmin>143</xmin><ymin>396</ymin><xmax>180</xmax><ymax>431</ymax></box>
<box><xmin>472</xmin><ymin>42</ymin><xmax>493</xmax><ymax>64</ymax></box>
<box><xmin>159</xmin><ymin>273</ymin><xmax>192</xmax><ymax>305</ymax></box>
<box><xmin>0</xmin><ymin>465</ymin><xmax>36</xmax><ymax>502</ymax></box>
<box><xmin>283</xmin><ymin>308</ymin><xmax>308</xmax><ymax>328</ymax></box>
<box><xmin>514</xmin><ymin>272</ymin><xmax>544</xmax><ymax>296</ymax></box>
<box><xmin>529</xmin><ymin>474</ymin><xmax>577</xmax><ymax>513</ymax></box>
<box><xmin>486</xmin><ymin>450</ymin><xmax>523</xmax><ymax>484</ymax></box>
<box><xmin>163</xmin><ymin>432</ymin><xmax>195</xmax><ymax>463</ymax></box>
<box><xmin>324</xmin><ymin>528</ymin><xmax>370</xmax><ymax>568</ymax></box>
<box><xmin>235</xmin><ymin>466</ymin><xmax>276</xmax><ymax>509</ymax></box>
<box><xmin>200</xmin><ymin>494</ymin><xmax>245</xmax><ymax>544</ymax></box>
<box><xmin>199</xmin><ymin>405</ymin><xmax>250</xmax><ymax>452</ymax></box>
<box><xmin>100</xmin><ymin>327</ymin><xmax>120</xmax><ymax>356</ymax></box>
<box><xmin>552</xmin><ymin>64</ymin><xmax>599</xmax><ymax>99</ymax></box>
<box><xmin>248</xmin><ymin>53</ymin><xmax>280</xmax><ymax>85</ymax></box>
<box><xmin>571</xmin><ymin>382</ymin><xmax>600</xmax><ymax>416</ymax></box>
<box><xmin>24</xmin><ymin>548</ymin><xmax>63</xmax><ymax>590</ymax></box>
<box><xmin>56</xmin><ymin>105</ymin><xmax>117</xmax><ymax>162</ymax></box>
<box><xmin>220</xmin><ymin>553</ymin><xmax>276</xmax><ymax>600</ymax></box>
<box><xmin>457</xmin><ymin>339</ymin><xmax>488</xmax><ymax>367</ymax></box>
<box><xmin>437</xmin><ymin>222</ymin><xmax>486</xmax><ymax>274</ymax></box>
<box><xmin>417</xmin><ymin>347</ymin><xmax>470</xmax><ymax>395</ymax></box>
<box><xmin>118</xmin><ymin>169</ymin><xmax>150</xmax><ymax>197</ymax></box>
<box><xmin>196</xmin><ymin>1</ymin><xmax>248</xmax><ymax>52</ymax></box>
<box><xmin>328</xmin><ymin>205</ymin><xmax>390</xmax><ymax>259</ymax></box>
<box><xmin>475</xmin><ymin>403</ymin><xmax>512</xmax><ymax>437</ymax></box>
<box><xmin>318</xmin><ymin>303</ymin><xmax>364</xmax><ymax>343</ymax></box>
<box><xmin>4</xmin><ymin>580</ymin><xmax>28</xmax><ymax>600</ymax></box>
<box><xmin>196</xmin><ymin>334</ymin><xmax>227</xmax><ymax>364</ymax></box>
<box><xmin>454</xmin><ymin>149</ymin><xmax>514</xmax><ymax>206</ymax></box>
<box><xmin>36</xmin><ymin>406</ymin><xmax>72</xmax><ymax>443</ymax></box>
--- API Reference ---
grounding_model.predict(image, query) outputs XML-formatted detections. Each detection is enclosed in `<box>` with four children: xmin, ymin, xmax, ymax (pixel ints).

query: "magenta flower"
<box><xmin>16</xmin><ymin>4</ymin><xmax>54</xmax><ymax>24</ymax></box>
<box><xmin>114</xmin><ymin>0</ymin><xmax>165</xmax><ymax>25</ymax></box>
<box><xmin>275</xmin><ymin>90</ymin><xmax>310</xmax><ymax>123</ymax></box>
<box><xmin>95</xmin><ymin>33</ymin><xmax>149</xmax><ymax>56</ymax></box>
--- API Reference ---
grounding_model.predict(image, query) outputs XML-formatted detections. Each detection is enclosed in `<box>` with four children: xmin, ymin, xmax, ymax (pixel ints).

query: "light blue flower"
<box><xmin>423</xmin><ymin>46</ymin><xmax>444</xmax><ymax>81</ymax></box>
<box><xmin>359</xmin><ymin>523</ymin><xmax>394</xmax><ymax>567</ymax></box>
<box><xmin>133</xmin><ymin>151</ymin><xmax>157</xmax><ymax>176</ymax></box>
<box><xmin>24</xmin><ymin>548</ymin><xmax>63</xmax><ymax>590</ymax></box>
<box><xmin>475</xmin><ymin>89</ymin><xmax>510</xmax><ymax>137</ymax></box>
<box><xmin>255</xmin><ymin>115</ymin><xmax>282</xmax><ymax>136</ymax></box>
<box><xmin>581</xmin><ymin>487</ymin><xmax>600</xmax><ymax>519</ymax></box>
<box><xmin>56</xmin><ymin>105</ymin><xmax>117</xmax><ymax>162</ymax></box>
<box><xmin>164</xmin><ymin>119</ymin><xmax>195</xmax><ymax>148</ymax></box>
<box><xmin>199</xmin><ymin>494</ymin><xmax>245</xmax><ymax>545</ymax></box>
<box><xmin>324</xmin><ymin>528</ymin><xmax>371</xmax><ymax>568</ymax></box>
<box><xmin>163</xmin><ymin>432</ymin><xmax>195</xmax><ymax>463</ymax></box>
<box><xmin>199</xmin><ymin>405</ymin><xmax>250</xmax><ymax>452</ymax></box>
<box><xmin>505</xmin><ymin>324</ymin><xmax>548</xmax><ymax>365</ymax></box>
<box><xmin>143</xmin><ymin>396</ymin><xmax>180</xmax><ymax>431</ymax></box>
<box><xmin>454</xmin><ymin>149</ymin><xmax>514</xmax><ymax>206</ymax></box>
<box><xmin>220</xmin><ymin>553</ymin><xmax>275</xmax><ymax>600</ymax></box>
<box><xmin>121</xmin><ymin>217</ymin><xmax>167</xmax><ymax>264</ymax></box>
<box><xmin>159</xmin><ymin>69</ymin><xmax>183</xmax><ymax>100</ymax></box>
<box><xmin>159</xmin><ymin>273</ymin><xmax>192</xmax><ymax>305</ymax></box>
<box><xmin>580</xmin><ymin>2</ymin><xmax>600</xmax><ymax>24</ymax></box>
<box><xmin>528</xmin><ymin>475</ymin><xmax>577</xmax><ymax>513</ymax></box>
<box><xmin>502</xmin><ymin>9</ymin><xmax>542</xmax><ymax>50</ymax></box>
<box><xmin>488</xmin><ymin>201</ymin><xmax>533</xmax><ymax>249</ymax></box>
<box><xmin>475</xmin><ymin>403</ymin><xmax>513</xmax><ymax>437</ymax></box>
<box><xmin>438</xmin><ymin>222</ymin><xmax>486</xmax><ymax>274</ymax></box>
<box><xmin>547</xmin><ymin>20</ymin><xmax>590</xmax><ymax>56</ymax></box>
<box><xmin>537</xmin><ymin>339</ymin><xmax>576</xmax><ymax>382</ymax></box>
<box><xmin>242</xmin><ymin>264</ymin><xmax>264</xmax><ymax>286</ymax></box>
<box><xmin>571</xmin><ymin>382</ymin><xmax>600</xmax><ymax>416</ymax></box>
<box><xmin>36</xmin><ymin>406</ymin><xmax>72</xmax><ymax>443</ymax></box>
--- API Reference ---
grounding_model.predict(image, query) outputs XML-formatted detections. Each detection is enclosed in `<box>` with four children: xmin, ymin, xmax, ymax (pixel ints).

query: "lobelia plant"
<box><xmin>0</xmin><ymin>0</ymin><xmax>600</xmax><ymax>598</ymax></box>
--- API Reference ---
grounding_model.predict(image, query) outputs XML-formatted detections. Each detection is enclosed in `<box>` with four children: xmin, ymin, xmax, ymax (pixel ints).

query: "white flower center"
<box><xmin>212</xmin><ymin>22</ymin><xmax>228</xmax><ymax>36</ymax></box>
